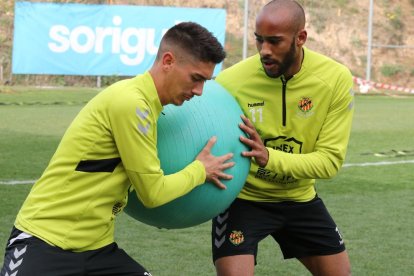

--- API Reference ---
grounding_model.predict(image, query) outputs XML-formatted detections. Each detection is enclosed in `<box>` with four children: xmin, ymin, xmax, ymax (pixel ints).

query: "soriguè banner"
<box><xmin>12</xmin><ymin>2</ymin><xmax>226</xmax><ymax>76</ymax></box>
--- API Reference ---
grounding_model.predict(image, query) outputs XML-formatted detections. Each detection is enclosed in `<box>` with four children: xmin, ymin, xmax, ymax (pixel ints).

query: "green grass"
<box><xmin>1</xmin><ymin>88</ymin><xmax>414</xmax><ymax>275</ymax></box>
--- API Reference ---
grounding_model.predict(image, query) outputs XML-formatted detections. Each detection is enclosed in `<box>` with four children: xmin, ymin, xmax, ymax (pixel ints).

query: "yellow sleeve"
<box><xmin>127</xmin><ymin>160</ymin><xmax>206</xmax><ymax>208</ymax></box>
<box><xmin>109</xmin><ymin>95</ymin><xmax>206</xmax><ymax>208</ymax></box>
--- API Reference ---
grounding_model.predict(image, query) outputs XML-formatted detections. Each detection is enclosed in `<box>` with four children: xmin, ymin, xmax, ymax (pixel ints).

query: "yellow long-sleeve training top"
<box><xmin>15</xmin><ymin>71</ymin><xmax>206</xmax><ymax>251</ymax></box>
<box><xmin>216</xmin><ymin>47</ymin><xmax>354</xmax><ymax>202</ymax></box>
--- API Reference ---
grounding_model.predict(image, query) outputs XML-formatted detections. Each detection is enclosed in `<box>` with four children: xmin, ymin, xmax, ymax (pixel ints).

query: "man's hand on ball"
<box><xmin>238</xmin><ymin>115</ymin><xmax>269</xmax><ymax>168</ymax></box>
<box><xmin>196</xmin><ymin>136</ymin><xmax>235</xmax><ymax>189</ymax></box>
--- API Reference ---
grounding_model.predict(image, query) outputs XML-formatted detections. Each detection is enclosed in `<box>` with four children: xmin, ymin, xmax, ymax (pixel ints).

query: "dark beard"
<box><xmin>262</xmin><ymin>39</ymin><xmax>297</xmax><ymax>78</ymax></box>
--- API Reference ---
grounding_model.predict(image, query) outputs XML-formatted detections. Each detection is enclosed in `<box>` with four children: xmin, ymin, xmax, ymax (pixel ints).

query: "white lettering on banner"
<box><xmin>47</xmin><ymin>16</ymin><xmax>167</xmax><ymax>66</ymax></box>
<box><xmin>71</xmin><ymin>26</ymin><xmax>95</xmax><ymax>53</ymax></box>
<box><xmin>48</xmin><ymin>25</ymin><xmax>70</xmax><ymax>52</ymax></box>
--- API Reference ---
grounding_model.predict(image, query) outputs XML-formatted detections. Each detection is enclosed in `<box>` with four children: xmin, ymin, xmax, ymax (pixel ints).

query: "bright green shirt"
<box><xmin>216</xmin><ymin>47</ymin><xmax>354</xmax><ymax>202</ymax></box>
<box><xmin>15</xmin><ymin>72</ymin><xmax>206</xmax><ymax>251</ymax></box>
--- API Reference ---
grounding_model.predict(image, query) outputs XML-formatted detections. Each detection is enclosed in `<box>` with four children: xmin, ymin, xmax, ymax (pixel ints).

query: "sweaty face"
<box><xmin>168</xmin><ymin>59</ymin><xmax>215</xmax><ymax>106</ymax></box>
<box><xmin>255</xmin><ymin>9</ymin><xmax>301</xmax><ymax>78</ymax></box>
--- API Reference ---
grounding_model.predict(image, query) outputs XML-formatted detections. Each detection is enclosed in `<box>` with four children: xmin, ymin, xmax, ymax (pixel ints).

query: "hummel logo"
<box><xmin>136</xmin><ymin>107</ymin><xmax>151</xmax><ymax>135</ymax></box>
<box><xmin>136</xmin><ymin>108</ymin><xmax>149</xmax><ymax>120</ymax></box>
<box><xmin>215</xmin><ymin>236</ymin><xmax>225</xmax><ymax>248</ymax></box>
<box><xmin>8</xmin><ymin>233</ymin><xmax>31</xmax><ymax>247</ymax></box>
<box><xmin>247</xmin><ymin>101</ymin><xmax>264</xmax><ymax>107</ymax></box>
<box><xmin>215</xmin><ymin>225</ymin><xmax>227</xmax><ymax>236</ymax></box>
<box><xmin>5</xmin><ymin>245</ymin><xmax>27</xmax><ymax>276</ymax></box>
<box><xmin>13</xmin><ymin>246</ymin><xmax>26</xmax><ymax>259</ymax></box>
<box><xmin>216</xmin><ymin>212</ymin><xmax>229</xmax><ymax>224</ymax></box>
<box><xmin>8</xmin><ymin>259</ymin><xmax>22</xmax><ymax>271</ymax></box>
<box><xmin>138</xmin><ymin>123</ymin><xmax>150</xmax><ymax>135</ymax></box>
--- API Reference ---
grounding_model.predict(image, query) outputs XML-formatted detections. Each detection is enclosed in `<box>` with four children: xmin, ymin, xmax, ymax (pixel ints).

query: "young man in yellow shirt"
<box><xmin>1</xmin><ymin>22</ymin><xmax>232</xmax><ymax>276</ymax></box>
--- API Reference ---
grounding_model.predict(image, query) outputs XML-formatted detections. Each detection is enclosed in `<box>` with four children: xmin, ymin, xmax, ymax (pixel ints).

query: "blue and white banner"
<box><xmin>12</xmin><ymin>2</ymin><xmax>226</xmax><ymax>76</ymax></box>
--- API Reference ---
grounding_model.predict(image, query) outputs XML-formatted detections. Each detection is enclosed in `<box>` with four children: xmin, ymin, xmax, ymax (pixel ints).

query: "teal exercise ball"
<box><xmin>124</xmin><ymin>80</ymin><xmax>250</xmax><ymax>229</ymax></box>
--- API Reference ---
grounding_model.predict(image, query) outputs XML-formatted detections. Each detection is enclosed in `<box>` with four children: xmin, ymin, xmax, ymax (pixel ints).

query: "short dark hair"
<box><xmin>158</xmin><ymin>22</ymin><xmax>226</xmax><ymax>64</ymax></box>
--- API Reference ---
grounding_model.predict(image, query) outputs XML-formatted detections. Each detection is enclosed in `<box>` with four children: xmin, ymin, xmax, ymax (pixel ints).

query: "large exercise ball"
<box><xmin>124</xmin><ymin>80</ymin><xmax>250</xmax><ymax>229</ymax></box>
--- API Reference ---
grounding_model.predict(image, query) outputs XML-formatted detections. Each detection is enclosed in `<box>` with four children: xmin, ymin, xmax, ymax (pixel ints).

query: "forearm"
<box><xmin>264</xmin><ymin>148</ymin><xmax>343</xmax><ymax>179</ymax></box>
<box><xmin>127</xmin><ymin>160</ymin><xmax>206</xmax><ymax>208</ymax></box>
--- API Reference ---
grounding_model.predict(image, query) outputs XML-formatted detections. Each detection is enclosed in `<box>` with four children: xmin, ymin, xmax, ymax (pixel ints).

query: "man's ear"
<box><xmin>162</xmin><ymin>51</ymin><xmax>175</xmax><ymax>70</ymax></box>
<box><xmin>297</xmin><ymin>29</ymin><xmax>307</xmax><ymax>46</ymax></box>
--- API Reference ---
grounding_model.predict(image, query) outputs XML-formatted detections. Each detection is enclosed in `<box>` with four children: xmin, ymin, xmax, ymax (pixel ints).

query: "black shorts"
<box><xmin>212</xmin><ymin>196</ymin><xmax>346</xmax><ymax>262</ymax></box>
<box><xmin>1</xmin><ymin>227</ymin><xmax>151</xmax><ymax>276</ymax></box>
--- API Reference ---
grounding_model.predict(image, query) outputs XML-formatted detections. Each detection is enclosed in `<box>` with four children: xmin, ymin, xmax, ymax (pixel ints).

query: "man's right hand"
<box><xmin>196</xmin><ymin>136</ymin><xmax>235</xmax><ymax>190</ymax></box>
